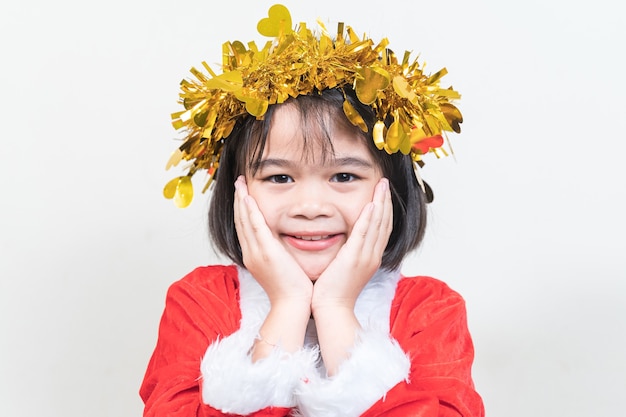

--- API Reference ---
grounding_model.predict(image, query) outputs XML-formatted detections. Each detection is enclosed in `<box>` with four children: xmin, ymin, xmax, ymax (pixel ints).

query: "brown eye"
<box><xmin>266</xmin><ymin>174</ymin><xmax>293</xmax><ymax>183</ymax></box>
<box><xmin>331</xmin><ymin>173</ymin><xmax>358</xmax><ymax>183</ymax></box>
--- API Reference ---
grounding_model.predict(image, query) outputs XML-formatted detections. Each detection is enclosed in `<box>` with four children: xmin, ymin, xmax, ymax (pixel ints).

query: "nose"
<box><xmin>286</xmin><ymin>181</ymin><xmax>334</xmax><ymax>219</ymax></box>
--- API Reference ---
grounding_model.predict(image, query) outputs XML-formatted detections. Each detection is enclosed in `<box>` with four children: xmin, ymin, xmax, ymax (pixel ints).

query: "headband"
<box><xmin>164</xmin><ymin>4</ymin><xmax>462</xmax><ymax>207</ymax></box>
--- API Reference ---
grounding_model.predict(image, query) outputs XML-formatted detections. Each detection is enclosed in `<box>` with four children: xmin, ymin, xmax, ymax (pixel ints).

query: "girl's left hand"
<box><xmin>310</xmin><ymin>177</ymin><xmax>393</xmax><ymax>374</ymax></box>
<box><xmin>311</xmin><ymin>177</ymin><xmax>393</xmax><ymax>312</ymax></box>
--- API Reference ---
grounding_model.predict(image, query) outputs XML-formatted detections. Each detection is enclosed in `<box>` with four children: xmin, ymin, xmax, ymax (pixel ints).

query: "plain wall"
<box><xmin>1</xmin><ymin>0</ymin><xmax>624</xmax><ymax>416</ymax></box>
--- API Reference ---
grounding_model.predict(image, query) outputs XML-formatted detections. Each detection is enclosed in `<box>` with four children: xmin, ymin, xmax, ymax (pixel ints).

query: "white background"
<box><xmin>1</xmin><ymin>0</ymin><xmax>624</xmax><ymax>416</ymax></box>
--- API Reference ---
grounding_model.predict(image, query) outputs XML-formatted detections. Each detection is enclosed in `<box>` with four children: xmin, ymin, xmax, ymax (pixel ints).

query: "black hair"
<box><xmin>208</xmin><ymin>87</ymin><xmax>428</xmax><ymax>271</ymax></box>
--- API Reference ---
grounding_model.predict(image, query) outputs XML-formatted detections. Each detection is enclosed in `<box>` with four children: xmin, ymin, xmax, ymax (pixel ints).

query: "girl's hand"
<box><xmin>234</xmin><ymin>176</ymin><xmax>312</xmax><ymax>358</ymax></box>
<box><xmin>311</xmin><ymin>177</ymin><xmax>393</xmax><ymax>312</ymax></box>
<box><xmin>234</xmin><ymin>176</ymin><xmax>313</xmax><ymax>305</ymax></box>
<box><xmin>310</xmin><ymin>177</ymin><xmax>393</xmax><ymax>374</ymax></box>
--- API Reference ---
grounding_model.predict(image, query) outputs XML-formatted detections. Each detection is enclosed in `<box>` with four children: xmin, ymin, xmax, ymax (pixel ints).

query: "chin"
<box><xmin>289</xmin><ymin>249</ymin><xmax>338</xmax><ymax>281</ymax></box>
<box><xmin>303</xmin><ymin>268</ymin><xmax>324</xmax><ymax>282</ymax></box>
<box><xmin>299</xmin><ymin>261</ymin><xmax>332</xmax><ymax>282</ymax></box>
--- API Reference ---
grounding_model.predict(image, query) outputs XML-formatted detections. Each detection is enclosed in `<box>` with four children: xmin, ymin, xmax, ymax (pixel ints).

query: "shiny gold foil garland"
<box><xmin>164</xmin><ymin>4</ymin><xmax>463</xmax><ymax>207</ymax></box>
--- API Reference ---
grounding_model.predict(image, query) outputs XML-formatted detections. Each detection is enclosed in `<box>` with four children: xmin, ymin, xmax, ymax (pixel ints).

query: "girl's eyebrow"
<box><xmin>254</xmin><ymin>156</ymin><xmax>375</xmax><ymax>171</ymax></box>
<box><xmin>252</xmin><ymin>158</ymin><xmax>295</xmax><ymax>172</ymax></box>
<box><xmin>332</xmin><ymin>156</ymin><xmax>376</xmax><ymax>169</ymax></box>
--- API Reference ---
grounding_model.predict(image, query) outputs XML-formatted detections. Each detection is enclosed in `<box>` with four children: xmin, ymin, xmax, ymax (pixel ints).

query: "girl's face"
<box><xmin>246</xmin><ymin>104</ymin><xmax>383</xmax><ymax>280</ymax></box>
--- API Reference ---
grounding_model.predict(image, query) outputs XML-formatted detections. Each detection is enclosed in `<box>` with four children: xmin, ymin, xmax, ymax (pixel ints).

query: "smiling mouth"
<box><xmin>283</xmin><ymin>233</ymin><xmax>343</xmax><ymax>251</ymax></box>
<box><xmin>292</xmin><ymin>235</ymin><xmax>332</xmax><ymax>241</ymax></box>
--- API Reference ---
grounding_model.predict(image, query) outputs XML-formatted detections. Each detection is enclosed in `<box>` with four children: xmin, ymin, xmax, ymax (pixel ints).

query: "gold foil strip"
<box><xmin>165</xmin><ymin>4</ymin><xmax>462</xmax><ymax>206</ymax></box>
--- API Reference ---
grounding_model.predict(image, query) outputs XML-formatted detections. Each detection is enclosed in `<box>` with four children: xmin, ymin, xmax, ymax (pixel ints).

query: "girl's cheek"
<box><xmin>249</xmin><ymin>190</ymin><xmax>275</xmax><ymax>218</ymax></box>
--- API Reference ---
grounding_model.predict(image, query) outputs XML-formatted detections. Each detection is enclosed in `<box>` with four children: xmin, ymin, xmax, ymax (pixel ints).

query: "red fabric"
<box><xmin>140</xmin><ymin>265</ymin><xmax>484</xmax><ymax>416</ymax></box>
<box><xmin>362</xmin><ymin>278</ymin><xmax>484</xmax><ymax>416</ymax></box>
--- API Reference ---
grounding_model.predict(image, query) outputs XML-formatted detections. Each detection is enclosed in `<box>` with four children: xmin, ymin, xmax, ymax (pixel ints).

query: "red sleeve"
<box><xmin>362</xmin><ymin>277</ymin><xmax>484</xmax><ymax>417</ymax></box>
<box><xmin>139</xmin><ymin>265</ymin><xmax>290</xmax><ymax>417</ymax></box>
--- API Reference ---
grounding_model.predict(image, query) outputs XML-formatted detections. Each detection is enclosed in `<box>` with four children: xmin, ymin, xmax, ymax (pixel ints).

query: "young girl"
<box><xmin>141</xmin><ymin>4</ymin><xmax>484</xmax><ymax>416</ymax></box>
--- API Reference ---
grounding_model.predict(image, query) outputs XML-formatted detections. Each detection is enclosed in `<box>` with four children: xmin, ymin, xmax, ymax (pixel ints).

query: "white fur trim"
<box><xmin>201</xmin><ymin>333</ymin><xmax>319</xmax><ymax>413</ymax></box>
<box><xmin>200</xmin><ymin>267</ymin><xmax>408</xmax><ymax>416</ymax></box>
<box><xmin>294</xmin><ymin>270</ymin><xmax>410</xmax><ymax>417</ymax></box>
<box><xmin>200</xmin><ymin>267</ymin><xmax>319</xmax><ymax>414</ymax></box>
<box><xmin>354</xmin><ymin>269</ymin><xmax>402</xmax><ymax>331</ymax></box>
<box><xmin>295</xmin><ymin>328</ymin><xmax>410</xmax><ymax>417</ymax></box>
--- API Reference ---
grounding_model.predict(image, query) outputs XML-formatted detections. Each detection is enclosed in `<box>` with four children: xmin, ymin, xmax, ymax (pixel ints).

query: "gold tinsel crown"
<box><xmin>164</xmin><ymin>4</ymin><xmax>463</xmax><ymax>208</ymax></box>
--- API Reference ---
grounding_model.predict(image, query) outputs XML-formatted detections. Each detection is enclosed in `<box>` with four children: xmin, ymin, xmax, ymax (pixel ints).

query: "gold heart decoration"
<box><xmin>257</xmin><ymin>4</ymin><xmax>293</xmax><ymax>37</ymax></box>
<box><xmin>163</xmin><ymin>176</ymin><xmax>193</xmax><ymax>208</ymax></box>
<box><xmin>342</xmin><ymin>99</ymin><xmax>368</xmax><ymax>132</ymax></box>
<box><xmin>355</xmin><ymin>66</ymin><xmax>390</xmax><ymax>105</ymax></box>
<box><xmin>385</xmin><ymin>119</ymin><xmax>411</xmax><ymax>154</ymax></box>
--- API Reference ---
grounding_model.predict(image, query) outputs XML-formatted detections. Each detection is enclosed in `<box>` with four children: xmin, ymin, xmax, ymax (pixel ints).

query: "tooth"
<box><xmin>295</xmin><ymin>235</ymin><xmax>328</xmax><ymax>241</ymax></box>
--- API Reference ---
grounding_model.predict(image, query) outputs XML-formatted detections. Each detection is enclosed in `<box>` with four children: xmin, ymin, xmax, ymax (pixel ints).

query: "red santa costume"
<box><xmin>140</xmin><ymin>265</ymin><xmax>484</xmax><ymax>416</ymax></box>
<box><xmin>147</xmin><ymin>4</ymin><xmax>484</xmax><ymax>415</ymax></box>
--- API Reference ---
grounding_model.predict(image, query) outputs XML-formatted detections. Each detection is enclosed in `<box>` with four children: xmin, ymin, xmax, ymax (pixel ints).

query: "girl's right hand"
<box><xmin>234</xmin><ymin>176</ymin><xmax>313</xmax><ymax>307</ymax></box>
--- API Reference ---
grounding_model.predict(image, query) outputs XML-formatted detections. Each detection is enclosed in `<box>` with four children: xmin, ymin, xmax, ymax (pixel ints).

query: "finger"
<box><xmin>384</xmin><ymin>180</ymin><xmax>393</xmax><ymax>236</ymax></box>
<box><xmin>359</xmin><ymin>178</ymin><xmax>388</xmax><ymax>254</ymax></box>
<box><xmin>236</xmin><ymin>179</ymin><xmax>278</xmax><ymax>253</ymax></box>
<box><xmin>243</xmin><ymin>194</ymin><xmax>275</xmax><ymax>242</ymax></box>
<box><xmin>342</xmin><ymin>201</ymin><xmax>374</xmax><ymax>258</ymax></box>
<box><xmin>343</xmin><ymin>177</ymin><xmax>389</xmax><ymax>256</ymax></box>
<box><xmin>373</xmin><ymin>178</ymin><xmax>394</xmax><ymax>255</ymax></box>
<box><xmin>233</xmin><ymin>176</ymin><xmax>252</xmax><ymax>254</ymax></box>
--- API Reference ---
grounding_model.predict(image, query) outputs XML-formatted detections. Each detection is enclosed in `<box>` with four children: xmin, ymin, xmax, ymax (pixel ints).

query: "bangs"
<box><xmin>243</xmin><ymin>94</ymin><xmax>369</xmax><ymax>175</ymax></box>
